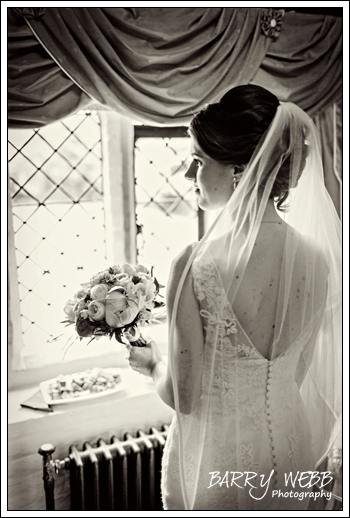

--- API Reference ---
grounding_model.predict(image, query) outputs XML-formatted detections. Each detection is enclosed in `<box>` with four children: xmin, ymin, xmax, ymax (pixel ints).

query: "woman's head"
<box><xmin>189</xmin><ymin>85</ymin><xmax>279</xmax><ymax>166</ymax></box>
<box><xmin>188</xmin><ymin>84</ymin><xmax>307</xmax><ymax>211</ymax></box>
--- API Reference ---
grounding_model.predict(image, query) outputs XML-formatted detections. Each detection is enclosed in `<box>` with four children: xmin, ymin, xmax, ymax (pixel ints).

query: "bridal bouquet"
<box><xmin>62</xmin><ymin>263</ymin><xmax>164</xmax><ymax>347</ymax></box>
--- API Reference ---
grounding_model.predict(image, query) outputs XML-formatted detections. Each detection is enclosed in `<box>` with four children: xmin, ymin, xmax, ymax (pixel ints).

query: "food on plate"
<box><xmin>47</xmin><ymin>368</ymin><xmax>121</xmax><ymax>400</ymax></box>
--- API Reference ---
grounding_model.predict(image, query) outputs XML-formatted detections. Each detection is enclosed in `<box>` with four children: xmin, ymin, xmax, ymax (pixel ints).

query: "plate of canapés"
<box><xmin>40</xmin><ymin>367</ymin><xmax>126</xmax><ymax>405</ymax></box>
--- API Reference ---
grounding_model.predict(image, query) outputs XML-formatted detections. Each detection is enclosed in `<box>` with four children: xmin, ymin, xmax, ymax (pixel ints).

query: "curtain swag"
<box><xmin>8</xmin><ymin>7</ymin><xmax>341</xmax><ymax>127</ymax></box>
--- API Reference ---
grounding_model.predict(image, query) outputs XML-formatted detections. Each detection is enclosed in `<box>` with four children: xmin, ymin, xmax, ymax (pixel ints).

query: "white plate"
<box><xmin>40</xmin><ymin>368</ymin><xmax>127</xmax><ymax>406</ymax></box>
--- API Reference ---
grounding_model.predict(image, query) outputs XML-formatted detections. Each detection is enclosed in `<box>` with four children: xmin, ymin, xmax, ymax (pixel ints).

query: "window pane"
<box><xmin>8</xmin><ymin>113</ymin><xmax>118</xmax><ymax>369</ymax></box>
<box><xmin>134</xmin><ymin>135</ymin><xmax>198</xmax><ymax>285</ymax></box>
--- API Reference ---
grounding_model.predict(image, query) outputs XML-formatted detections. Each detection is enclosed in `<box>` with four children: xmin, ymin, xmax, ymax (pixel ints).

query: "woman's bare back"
<box><xmin>222</xmin><ymin>222</ymin><xmax>328</xmax><ymax>360</ymax></box>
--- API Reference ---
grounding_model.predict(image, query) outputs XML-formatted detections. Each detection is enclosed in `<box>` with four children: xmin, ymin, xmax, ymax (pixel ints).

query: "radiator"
<box><xmin>39</xmin><ymin>426</ymin><xmax>169</xmax><ymax>511</ymax></box>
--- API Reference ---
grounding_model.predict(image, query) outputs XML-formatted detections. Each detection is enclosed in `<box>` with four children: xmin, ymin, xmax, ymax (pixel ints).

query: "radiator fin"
<box><xmin>98</xmin><ymin>439</ymin><xmax>114</xmax><ymax>510</ymax></box>
<box><xmin>66</xmin><ymin>426</ymin><xmax>168</xmax><ymax>510</ymax></box>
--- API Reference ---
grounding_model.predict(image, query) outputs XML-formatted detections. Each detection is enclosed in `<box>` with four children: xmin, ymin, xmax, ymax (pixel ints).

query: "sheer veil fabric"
<box><xmin>166</xmin><ymin>102</ymin><xmax>341</xmax><ymax>510</ymax></box>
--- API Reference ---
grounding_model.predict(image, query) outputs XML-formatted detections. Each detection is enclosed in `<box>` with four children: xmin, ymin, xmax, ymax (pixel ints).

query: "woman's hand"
<box><xmin>126</xmin><ymin>336</ymin><xmax>163</xmax><ymax>378</ymax></box>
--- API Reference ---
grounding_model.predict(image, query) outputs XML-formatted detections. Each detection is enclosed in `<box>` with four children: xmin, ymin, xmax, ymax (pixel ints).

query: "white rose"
<box><xmin>105</xmin><ymin>289</ymin><xmax>128</xmax><ymax>327</ymax></box>
<box><xmin>125</xmin><ymin>281</ymin><xmax>136</xmax><ymax>293</ymax></box>
<box><xmin>105</xmin><ymin>288</ymin><xmax>139</xmax><ymax>328</ymax></box>
<box><xmin>74</xmin><ymin>289</ymin><xmax>86</xmax><ymax>300</ymax></box>
<box><xmin>90</xmin><ymin>283</ymin><xmax>109</xmax><ymax>301</ymax></box>
<box><xmin>73</xmin><ymin>299</ymin><xmax>88</xmax><ymax>314</ymax></box>
<box><xmin>121</xmin><ymin>263</ymin><xmax>137</xmax><ymax>276</ymax></box>
<box><xmin>87</xmin><ymin>300</ymin><xmax>105</xmax><ymax>321</ymax></box>
<box><xmin>114</xmin><ymin>273</ymin><xmax>129</xmax><ymax>284</ymax></box>
<box><xmin>134</xmin><ymin>283</ymin><xmax>147</xmax><ymax>297</ymax></box>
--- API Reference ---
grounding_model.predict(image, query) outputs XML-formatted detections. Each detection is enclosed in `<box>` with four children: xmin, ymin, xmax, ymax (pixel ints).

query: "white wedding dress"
<box><xmin>160</xmin><ymin>102</ymin><xmax>341</xmax><ymax>511</ymax></box>
<box><xmin>161</xmin><ymin>249</ymin><xmax>324</xmax><ymax>511</ymax></box>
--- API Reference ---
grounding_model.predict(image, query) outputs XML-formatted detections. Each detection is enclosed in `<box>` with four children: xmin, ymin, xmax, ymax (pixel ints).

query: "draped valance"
<box><xmin>8</xmin><ymin>7</ymin><xmax>342</xmax><ymax>127</ymax></box>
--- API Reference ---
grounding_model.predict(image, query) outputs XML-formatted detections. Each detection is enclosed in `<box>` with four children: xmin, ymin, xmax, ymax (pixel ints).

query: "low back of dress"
<box><xmin>227</xmin><ymin>222</ymin><xmax>327</xmax><ymax>360</ymax></box>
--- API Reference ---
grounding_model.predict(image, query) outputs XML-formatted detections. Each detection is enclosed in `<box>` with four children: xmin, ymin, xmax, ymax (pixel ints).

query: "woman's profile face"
<box><xmin>185</xmin><ymin>135</ymin><xmax>235</xmax><ymax>210</ymax></box>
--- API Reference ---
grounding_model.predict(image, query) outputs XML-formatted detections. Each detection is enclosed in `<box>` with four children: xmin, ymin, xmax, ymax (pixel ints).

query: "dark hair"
<box><xmin>189</xmin><ymin>85</ymin><xmax>306</xmax><ymax>211</ymax></box>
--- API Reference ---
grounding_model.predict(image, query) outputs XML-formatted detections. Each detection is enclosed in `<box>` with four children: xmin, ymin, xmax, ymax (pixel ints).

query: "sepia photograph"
<box><xmin>5</xmin><ymin>3</ymin><xmax>345</xmax><ymax>514</ymax></box>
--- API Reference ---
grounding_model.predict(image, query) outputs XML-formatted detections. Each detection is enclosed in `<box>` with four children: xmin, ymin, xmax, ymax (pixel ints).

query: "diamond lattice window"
<box><xmin>9</xmin><ymin>118</ymin><xmax>201</xmax><ymax>371</ymax></box>
<box><xmin>134</xmin><ymin>127</ymin><xmax>201</xmax><ymax>285</ymax></box>
<box><xmin>8</xmin><ymin>112</ymin><xmax>108</xmax><ymax>367</ymax></box>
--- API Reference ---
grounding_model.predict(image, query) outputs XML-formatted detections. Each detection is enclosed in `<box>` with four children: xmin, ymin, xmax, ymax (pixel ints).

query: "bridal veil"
<box><xmin>167</xmin><ymin>101</ymin><xmax>342</xmax><ymax>510</ymax></box>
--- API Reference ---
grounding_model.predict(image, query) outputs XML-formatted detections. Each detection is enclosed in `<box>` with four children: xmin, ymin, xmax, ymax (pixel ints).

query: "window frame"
<box><xmin>7</xmin><ymin>113</ymin><xmax>207</xmax><ymax>389</ymax></box>
<box><xmin>8</xmin><ymin>112</ymin><xmax>137</xmax><ymax>389</ymax></box>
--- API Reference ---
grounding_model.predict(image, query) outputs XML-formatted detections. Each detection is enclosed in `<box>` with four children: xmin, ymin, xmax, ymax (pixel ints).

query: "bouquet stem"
<box><xmin>123</xmin><ymin>328</ymin><xmax>147</xmax><ymax>347</ymax></box>
<box><xmin>130</xmin><ymin>336</ymin><xmax>147</xmax><ymax>347</ymax></box>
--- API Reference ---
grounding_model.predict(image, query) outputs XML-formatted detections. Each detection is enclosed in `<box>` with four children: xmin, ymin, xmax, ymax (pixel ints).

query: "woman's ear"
<box><xmin>231</xmin><ymin>164</ymin><xmax>245</xmax><ymax>180</ymax></box>
<box><xmin>231</xmin><ymin>164</ymin><xmax>246</xmax><ymax>189</ymax></box>
<box><xmin>234</xmin><ymin>164</ymin><xmax>246</xmax><ymax>175</ymax></box>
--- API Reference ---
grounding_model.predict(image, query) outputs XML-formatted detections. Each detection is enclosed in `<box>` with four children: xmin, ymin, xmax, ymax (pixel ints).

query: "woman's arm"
<box><xmin>163</xmin><ymin>244</ymin><xmax>204</xmax><ymax>414</ymax></box>
<box><xmin>128</xmin><ymin>244</ymin><xmax>204</xmax><ymax>414</ymax></box>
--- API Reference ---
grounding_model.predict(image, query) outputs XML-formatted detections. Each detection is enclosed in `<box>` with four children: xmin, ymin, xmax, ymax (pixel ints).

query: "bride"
<box><xmin>127</xmin><ymin>85</ymin><xmax>342</xmax><ymax>510</ymax></box>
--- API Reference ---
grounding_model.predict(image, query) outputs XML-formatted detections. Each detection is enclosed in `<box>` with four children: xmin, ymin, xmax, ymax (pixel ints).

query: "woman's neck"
<box><xmin>260</xmin><ymin>199</ymin><xmax>282</xmax><ymax>223</ymax></box>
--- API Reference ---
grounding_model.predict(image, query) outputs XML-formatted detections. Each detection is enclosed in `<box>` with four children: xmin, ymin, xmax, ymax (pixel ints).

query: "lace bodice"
<box><xmin>192</xmin><ymin>248</ymin><xmax>316</xmax><ymax>388</ymax></box>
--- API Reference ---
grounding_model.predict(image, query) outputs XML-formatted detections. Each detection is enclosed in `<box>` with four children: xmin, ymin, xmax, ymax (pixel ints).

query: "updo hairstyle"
<box><xmin>189</xmin><ymin>84</ymin><xmax>308</xmax><ymax>211</ymax></box>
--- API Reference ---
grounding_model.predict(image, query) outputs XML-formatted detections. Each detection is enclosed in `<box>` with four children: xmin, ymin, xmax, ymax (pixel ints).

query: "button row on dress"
<box><xmin>266</xmin><ymin>365</ymin><xmax>277</xmax><ymax>486</ymax></box>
